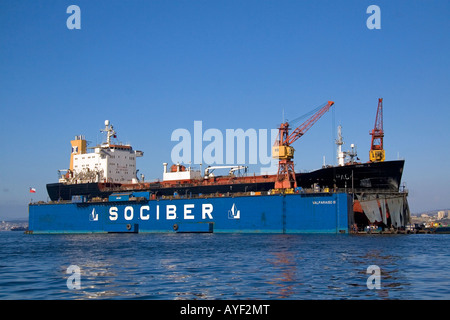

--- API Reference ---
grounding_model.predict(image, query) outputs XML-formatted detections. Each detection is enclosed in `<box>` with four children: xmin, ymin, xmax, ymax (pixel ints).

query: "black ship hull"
<box><xmin>46</xmin><ymin>181</ymin><xmax>275</xmax><ymax>201</ymax></box>
<box><xmin>47</xmin><ymin>182</ymin><xmax>105</xmax><ymax>201</ymax></box>
<box><xmin>296</xmin><ymin>160</ymin><xmax>404</xmax><ymax>191</ymax></box>
<box><xmin>47</xmin><ymin>160</ymin><xmax>404</xmax><ymax>201</ymax></box>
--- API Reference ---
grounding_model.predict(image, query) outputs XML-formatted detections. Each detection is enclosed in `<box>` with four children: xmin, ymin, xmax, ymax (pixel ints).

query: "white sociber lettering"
<box><xmin>109</xmin><ymin>207</ymin><xmax>118</xmax><ymax>221</ymax></box>
<box><xmin>124</xmin><ymin>206</ymin><xmax>133</xmax><ymax>220</ymax></box>
<box><xmin>107</xmin><ymin>204</ymin><xmax>214</xmax><ymax>221</ymax></box>
<box><xmin>184</xmin><ymin>204</ymin><xmax>195</xmax><ymax>219</ymax></box>
<box><xmin>140</xmin><ymin>205</ymin><xmax>150</xmax><ymax>220</ymax></box>
<box><xmin>166</xmin><ymin>205</ymin><xmax>176</xmax><ymax>220</ymax></box>
<box><xmin>202</xmin><ymin>204</ymin><xmax>213</xmax><ymax>219</ymax></box>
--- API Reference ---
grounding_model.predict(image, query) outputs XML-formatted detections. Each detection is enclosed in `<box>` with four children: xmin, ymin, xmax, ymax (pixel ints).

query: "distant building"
<box><xmin>438</xmin><ymin>211</ymin><xmax>446</xmax><ymax>220</ymax></box>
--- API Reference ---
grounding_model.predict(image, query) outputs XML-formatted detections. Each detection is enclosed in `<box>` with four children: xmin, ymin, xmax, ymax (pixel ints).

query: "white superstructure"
<box><xmin>162</xmin><ymin>163</ymin><xmax>202</xmax><ymax>181</ymax></box>
<box><xmin>161</xmin><ymin>163</ymin><xmax>247</xmax><ymax>181</ymax></box>
<box><xmin>60</xmin><ymin>120</ymin><xmax>143</xmax><ymax>184</ymax></box>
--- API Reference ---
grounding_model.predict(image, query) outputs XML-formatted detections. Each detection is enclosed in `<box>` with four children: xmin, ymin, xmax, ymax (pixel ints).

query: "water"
<box><xmin>0</xmin><ymin>232</ymin><xmax>449</xmax><ymax>300</ymax></box>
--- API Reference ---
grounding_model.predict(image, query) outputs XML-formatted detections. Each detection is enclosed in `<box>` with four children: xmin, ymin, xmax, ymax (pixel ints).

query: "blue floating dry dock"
<box><xmin>28</xmin><ymin>192</ymin><xmax>352</xmax><ymax>234</ymax></box>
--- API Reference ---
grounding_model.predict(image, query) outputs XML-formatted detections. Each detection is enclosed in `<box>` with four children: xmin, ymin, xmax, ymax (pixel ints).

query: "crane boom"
<box><xmin>286</xmin><ymin>101</ymin><xmax>335</xmax><ymax>145</ymax></box>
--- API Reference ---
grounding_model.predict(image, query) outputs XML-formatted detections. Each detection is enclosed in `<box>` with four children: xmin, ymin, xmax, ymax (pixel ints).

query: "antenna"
<box><xmin>100</xmin><ymin>120</ymin><xmax>117</xmax><ymax>145</ymax></box>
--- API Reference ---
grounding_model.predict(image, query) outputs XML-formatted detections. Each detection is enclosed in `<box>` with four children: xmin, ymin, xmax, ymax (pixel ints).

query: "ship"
<box><xmin>296</xmin><ymin>125</ymin><xmax>404</xmax><ymax>192</ymax></box>
<box><xmin>46</xmin><ymin>123</ymin><xmax>404</xmax><ymax>201</ymax></box>
<box><xmin>29</xmin><ymin>99</ymin><xmax>409</xmax><ymax>234</ymax></box>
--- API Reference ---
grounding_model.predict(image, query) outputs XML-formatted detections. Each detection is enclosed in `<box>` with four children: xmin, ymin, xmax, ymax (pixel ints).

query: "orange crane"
<box><xmin>369</xmin><ymin>98</ymin><xmax>385</xmax><ymax>162</ymax></box>
<box><xmin>272</xmin><ymin>101</ymin><xmax>335</xmax><ymax>189</ymax></box>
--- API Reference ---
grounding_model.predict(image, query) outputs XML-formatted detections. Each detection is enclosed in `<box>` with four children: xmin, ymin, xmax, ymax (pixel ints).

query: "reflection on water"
<box><xmin>0</xmin><ymin>233</ymin><xmax>449</xmax><ymax>299</ymax></box>
<box><xmin>263</xmin><ymin>235</ymin><xmax>422</xmax><ymax>299</ymax></box>
<box><xmin>266</xmin><ymin>250</ymin><xmax>298</xmax><ymax>298</ymax></box>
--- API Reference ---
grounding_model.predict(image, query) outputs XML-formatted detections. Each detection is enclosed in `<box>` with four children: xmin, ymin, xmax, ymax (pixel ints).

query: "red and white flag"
<box><xmin>29</xmin><ymin>187</ymin><xmax>36</xmax><ymax>193</ymax></box>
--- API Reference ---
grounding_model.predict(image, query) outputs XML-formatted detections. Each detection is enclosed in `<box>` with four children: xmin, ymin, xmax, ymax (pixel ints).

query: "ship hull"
<box><xmin>296</xmin><ymin>160</ymin><xmax>404</xmax><ymax>191</ymax></box>
<box><xmin>46</xmin><ymin>181</ymin><xmax>276</xmax><ymax>201</ymax></box>
<box><xmin>28</xmin><ymin>193</ymin><xmax>352</xmax><ymax>234</ymax></box>
<box><xmin>46</xmin><ymin>160</ymin><xmax>404</xmax><ymax>201</ymax></box>
<box><xmin>46</xmin><ymin>182</ymin><xmax>104</xmax><ymax>201</ymax></box>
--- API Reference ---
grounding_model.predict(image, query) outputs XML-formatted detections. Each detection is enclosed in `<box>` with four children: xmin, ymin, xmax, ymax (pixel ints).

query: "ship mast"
<box><xmin>100</xmin><ymin>120</ymin><xmax>117</xmax><ymax>146</ymax></box>
<box><xmin>335</xmin><ymin>125</ymin><xmax>358</xmax><ymax>166</ymax></box>
<box><xmin>336</xmin><ymin>125</ymin><xmax>345</xmax><ymax>166</ymax></box>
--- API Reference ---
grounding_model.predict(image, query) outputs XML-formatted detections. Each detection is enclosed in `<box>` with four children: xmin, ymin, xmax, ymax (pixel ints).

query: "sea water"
<box><xmin>0</xmin><ymin>232</ymin><xmax>449</xmax><ymax>300</ymax></box>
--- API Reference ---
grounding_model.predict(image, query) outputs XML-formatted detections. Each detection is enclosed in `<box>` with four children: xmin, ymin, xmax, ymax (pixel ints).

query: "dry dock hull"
<box><xmin>28</xmin><ymin>193</ymin><xmax>352</xmax><ymax>234</ymax></box>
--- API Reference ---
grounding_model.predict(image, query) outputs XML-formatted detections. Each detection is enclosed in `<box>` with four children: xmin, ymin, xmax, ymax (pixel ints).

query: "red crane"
<box><xmin>272</xmin><ymin>101</ymin><xmax>335</xmax><ymax>189</ymax></box>
<box><xmin>369</xmin><ymin>98</ymin><xmax>385</xmax><ymax>162</ymax></box>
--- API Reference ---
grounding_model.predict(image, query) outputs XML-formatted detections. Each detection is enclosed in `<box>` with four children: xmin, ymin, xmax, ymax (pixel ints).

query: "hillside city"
<box><xmin>0</xmin><ymin>220</ymin><xmax>28</xmax><ymax>232</ymax></box>
<box><xmin>410</xmin><ymin>209</ymin><xmax>450</xmax><ymax>228</ymax></box>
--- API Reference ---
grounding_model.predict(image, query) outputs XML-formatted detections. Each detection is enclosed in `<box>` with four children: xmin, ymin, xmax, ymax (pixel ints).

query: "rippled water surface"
<box><xmin>0</xmin><ymin>232</ymin><xmax>449</xmax><ymax>299</ymax></box>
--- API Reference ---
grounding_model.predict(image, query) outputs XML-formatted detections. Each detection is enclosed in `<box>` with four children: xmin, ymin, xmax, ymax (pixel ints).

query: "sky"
<box><xmin>0</xmin><ymin>0</ymin><xmax>449</xmax><ymax>219</ymax></box>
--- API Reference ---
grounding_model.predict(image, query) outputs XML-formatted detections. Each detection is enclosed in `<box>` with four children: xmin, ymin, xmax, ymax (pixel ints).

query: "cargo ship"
<box><xmin>45</xmin><ymin>129</ymin><xmax>404</xmax><ymax>201</ymax></box>
<box><xmin>28</xmin><ymin>99</ymin><xmax>409</xmax><ymax>234</ymax></box>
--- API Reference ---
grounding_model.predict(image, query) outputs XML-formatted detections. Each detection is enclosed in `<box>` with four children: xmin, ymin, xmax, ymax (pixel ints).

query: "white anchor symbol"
<box><xmin>228</xmin><ymin>203</ymin><xmax>240</xmax><ymax>219</ymax></box>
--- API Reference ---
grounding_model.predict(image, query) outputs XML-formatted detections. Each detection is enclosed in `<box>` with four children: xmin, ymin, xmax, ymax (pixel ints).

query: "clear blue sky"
<box><xmin>0</xmin><ymin>0</ymin><xmax>449</xmax><ymax>219</ymax></box>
